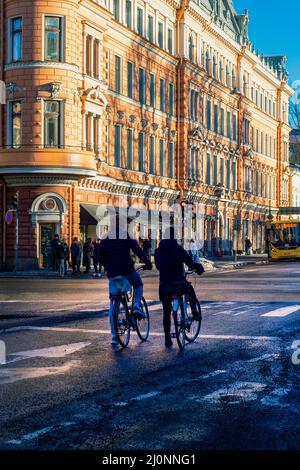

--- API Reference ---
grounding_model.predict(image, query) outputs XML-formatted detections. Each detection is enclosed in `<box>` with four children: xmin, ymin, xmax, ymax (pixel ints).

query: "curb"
<box><xmin>0</xmin><ymin>260</ymin><xmax>270</xmax><ymax>279</ymax></box>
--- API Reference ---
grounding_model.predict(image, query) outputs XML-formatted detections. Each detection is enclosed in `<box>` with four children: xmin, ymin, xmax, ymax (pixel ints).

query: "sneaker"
<box><xmin>111</xmin><ymin>337</ymin><xmax>119</xmax><ymax>345</ymax></box>
<box><xmin>132</xmin><ymin>308</ymin><xmax>144</xmax><ymax>319</ymax></box>
<box><xmin>97</xmin><ymin>273</ymin><xmax>102</xmax><ymax>278</ymax></box>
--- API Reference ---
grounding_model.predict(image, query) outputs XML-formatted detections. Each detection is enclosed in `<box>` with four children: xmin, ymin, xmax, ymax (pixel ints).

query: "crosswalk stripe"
<box><xmin>262</xmin><ymin>305</ymin><xmax>300</xmax><ymax>317</ymax></box>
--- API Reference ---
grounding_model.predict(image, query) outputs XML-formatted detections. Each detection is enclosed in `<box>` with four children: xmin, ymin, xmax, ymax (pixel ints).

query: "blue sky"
<box><xmin>233</xmin><ymin>0</ymin><xmax>300</xmax><ymax>85</ymax></box>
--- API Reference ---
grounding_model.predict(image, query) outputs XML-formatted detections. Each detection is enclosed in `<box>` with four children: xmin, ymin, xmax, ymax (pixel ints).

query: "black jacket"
<box><xmin>155</xmin><ymin>239</ymin><xmax>204</xmax><ymax>284</ymax></box>
<box><xmin>99</xmin><ymin>237</ymin><xmax>151</xmax><ymax>278</ymax></box>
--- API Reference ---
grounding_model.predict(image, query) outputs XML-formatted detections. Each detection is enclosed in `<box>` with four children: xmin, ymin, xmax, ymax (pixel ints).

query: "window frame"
<box><xmin>44</xmin><ymin>15</ymin><xmax>64</xmax><ymax>62</ymax></box>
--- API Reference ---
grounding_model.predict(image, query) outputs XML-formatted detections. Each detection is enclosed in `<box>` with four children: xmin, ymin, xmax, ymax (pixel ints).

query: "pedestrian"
<box><xmin>245</xmin><ymin>236</ymin><xmax>252</xmax><ymax>255</ymax></box>
<box><xmin>43</xmin><ymin>241</ymin><xmax>52</xmax><ymax>270</ymax></box>
<box><xmin>142</xmin><ymin>236</ymin><xmax>152</xmax><ymax>260</ymax></box>
<box><xmin>51</xmin><ymin>234</ymin><xmax>60</xmax><ymax>270</ymax></box>
<box><xmin>55</xmin><ymin>240</ymin><xmax>66</xmax><ymax>278</ymax></box>
<box><xmin>83</xmin><ymin>238</ymin><xmax>94</xmax><ymax>273</ymax></box>
<box><xmin>62</xmin><ymin>238</ymin><xmax>70</xmax><ymax>276</ymax></box>
<box><xmin>93</xmin><ymin>238</ymin><xmax>102</xmax><ymax>278</ymax></box>
<box><xmin>71</xmin><ymin>237</ymin><xmax>81</xmax><ymax>274</ymax></box>
<box><xmin>189</xmin><ymin>239</ymin><xmax>199</xmax><ymax>263</ymax></box>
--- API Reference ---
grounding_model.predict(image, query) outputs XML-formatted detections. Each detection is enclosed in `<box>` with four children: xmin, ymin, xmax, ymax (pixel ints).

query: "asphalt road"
<box><xmin>1</xmin><ymin>262</ymin><xmax>300</xmax><ymax>450</ymax></box>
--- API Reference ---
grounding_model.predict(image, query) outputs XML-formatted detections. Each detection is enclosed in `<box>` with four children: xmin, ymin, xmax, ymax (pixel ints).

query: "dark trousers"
<box><xmin>160</xmin><ymin>283</ymin><xmax>197</xmax><ymax>341</ymax></box>
<box><xmin>93</xmin><ymin>259</ymin><xmax>101</xmax><ymax>273</ymax></box>
<box><xmin>72</xmin><ymin>257</ymin><xmax>80</xmax><ymax>274</ymax></box>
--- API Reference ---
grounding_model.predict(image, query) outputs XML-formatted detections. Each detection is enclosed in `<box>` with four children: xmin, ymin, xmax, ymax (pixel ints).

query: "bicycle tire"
<box><xmin>173</xmin><ymin>297</ymin><xmax>186</xmax><ymax>350</ymax></box>
<box><xmin>185</xmin><ymin>299</ymin><xmax>202</xmax><ymax>343</ymax></box>
<box><xmin>113</xmin><ymin>297</ymin><xmax>130</xmax><ymax>348</ymax></box>
<box><xmin>136</xmin><ymin>297</ymin><xmax>150</xmax><ymax>342</ymax></box>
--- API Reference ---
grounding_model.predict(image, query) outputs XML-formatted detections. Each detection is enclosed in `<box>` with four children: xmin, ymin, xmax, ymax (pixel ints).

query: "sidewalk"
<box><xmin>0</xmin><ymin>254</ymin><xmax>269</xmax><ymax>278</ymax></box>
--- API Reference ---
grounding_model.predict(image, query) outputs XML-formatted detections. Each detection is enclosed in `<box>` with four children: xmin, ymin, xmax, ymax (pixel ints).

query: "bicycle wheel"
<box><xmin>173</xmin><ymin>297</ymin><xmax>186</xmax><ymax>350</ymax></box>
<box><xmin>185</xmin><ymin>299</ymin><xmax>202</xmax><ymax>343</ymax></box>
<box><xmin>136</xmin><ymin>297</ymin><xmax>150</xmax><ymax>342</ymax></box>
<box><xmin>113</xmin><ymin>298</ymin><xmax>130</xmax><ymax>348</ymax></box>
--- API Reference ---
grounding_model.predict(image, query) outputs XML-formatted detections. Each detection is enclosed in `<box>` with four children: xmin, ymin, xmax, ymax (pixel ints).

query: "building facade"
<box><xmin>0</xmin><ymin>0</ymin><xmax>293</xmax><ymax>270</ymax></box>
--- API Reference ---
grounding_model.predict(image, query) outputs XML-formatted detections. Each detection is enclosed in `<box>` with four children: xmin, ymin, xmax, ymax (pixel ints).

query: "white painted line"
<box><xmin>262</xmin><ymin>305</ymin><xmax>300</xmax><ymax>317</ymax></box>
<box><xmin>115</xmin><ymin>391</ymin><xmax>161</xmax><ymax>407</ymax></box>
<box><xmin>198</xmin><ymin>382</ymin><xmax>267</xmax><ymax>405</ymax></box>
<box><xmin>246</xmin><ymin>353</ymin><xmax>280</xmax><ymax>363</ymax></box>
<box><xmin>0</xmin><ymin>325</ymin><xmax>280</xmax><ymax>342</ymax></box>
<box><xmin>7</xmin><ymin>422</ymin><xmax>75</xmax><ymax>445</ymax></box>
<box><xmin>199</xmin><ymin>370</ymin><xmax>227</xmax><ymax>379</ymax></box>
<box><xmin>5</xmin><ymin>342</ymin><xmax>91</xmax><ymax>365</ymax></box>
<box><xmin>0</xmin><ymin>360</ymin><xmax>80</xmax><ymax>385</ymax></box>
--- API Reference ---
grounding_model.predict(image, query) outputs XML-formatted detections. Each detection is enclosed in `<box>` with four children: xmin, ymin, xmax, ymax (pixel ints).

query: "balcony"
<box><xmin>0</xmin><ymin>147</ymin><xmax>97</xmax><ymax>178</ymax></box>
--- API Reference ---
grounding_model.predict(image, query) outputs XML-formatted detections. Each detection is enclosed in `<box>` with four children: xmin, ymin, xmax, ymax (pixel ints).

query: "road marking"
<box><xmin>260</xmin><ymin>386</ymin><xmax>291</xmax><ymax>408</ymax></box>
<box><xmin>197</xmin><ymin>382</ymin><xmax>267</xmax><ymax>405</ymax></box>
<box><xmin>0</xmin><ymin>325</ymin><xmax>280</xmax><ymax>342</ymax></box>
<box><xmin>262</xmin><ymin>305</ymin><xmax>300</xmax><ymax>317</ymax></box>
<box><xmin>199</xmin><ymin>370</ymin><xmax>227</xmax><ymax>379</ymax></box>
<box><xmin>0</xmin><ymin>360</ymin><xmax>80</xmax><ymax>385</ymax></box>
<box><xmin>246</xmin><ymin>353</ymin><xmax>280</xmax><ymax>363</ymax></box>
<box><xmin>4</xmin><ymin>342</ymin><xmax>91</xmax><ymax>365</ymax></box>
<box><xmin>7</xmin><ymin>422</ymin><xmax>75</xmax><ymax>445</ymax></box>
<box><xmin>115</xmin><ymin>391</ymin><xmax>161</xmax><ymax>407</ymax></box>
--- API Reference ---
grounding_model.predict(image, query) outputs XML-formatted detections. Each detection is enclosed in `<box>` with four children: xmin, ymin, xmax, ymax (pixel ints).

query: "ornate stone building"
<box><xmin>0</xmin><ymin>0</ymin><xmax>293</xmax><ymax>269</ymax></box>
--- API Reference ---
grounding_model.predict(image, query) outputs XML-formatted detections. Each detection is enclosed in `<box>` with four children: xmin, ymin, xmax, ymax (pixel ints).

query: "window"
<box><xmin>227</xmin><ymin>159</ymin><xmax>231</xmax><ymax>189</ymax></box>
<box><xmin>127</xmin><ymin>61</ymin><xmax>134</xmax><ymax>99</ymax></box>
<box><xmin>167</xmin><ymin>29</ymin><xmax>173</xmax><ymax>54</ymax></box>
<box><xmin>158</xmin><ymin>22</ymin><xmax>164</xmax><ymax>49</ymax></box>
<box><xmin>149</xmin><ymin>135</ymin><xmax>156</xmax><ymax>174</ymax></box>
<box><xmin>168</xmin><ymin>142</ymin><xmax>174</xmax><ymax>178</ymax></box>
<box><xmin>213</xmin><ymin>155</ymin><xmax>218</xmax><ymax>185</ymax></box>
<box><xmin>233</xmin><ymin>114</ymin><xmax>237</xmax><ymax>141</ymax></box>
<box><xmin>139</xmin><ymin>68</ymin><xmax>146</xmax><ymax>104</ymax></box>
<box><xmin>189</xmin><ymin>36</ymin><xmax>194</xmax><ymax>62</ymax></box>
<box><xmin>137</xmin><ymin>7</ymin><xmax>143</xmax><ymax>36</ymax></box>
<box><xmin>150</xmin><ymin>73</ymin><xmax>156</xmax><ymax>108</ymax></box>
<box><xmin>226</xmin><ymin>65</ymin><xmax>230</xmax><ymax>87</ymax></box>
<box><xmin>214</xmin><ymin>104</ymin><xmax>218</xmax><ymax>134</ymax></box>
<box><xmin>8</xmin><ymin>100</ymin><xmax>21</xmax><ymax>148</ymax></box>
<box><xmin>125</xmin><ymin>1</ymin><xmax>132</xmax><ymax>28</ymax></box>
<box><xmin>221</xmin><ymin>109</ymin><xmax>225</xmax><ymax>136</ymax></box>
<box><xmin>227</xmin><ymin>111</ymin><xmax>231</xmax><ymax>139</ymax></box>
<box><xmin>126</xmin><ymin>128</ymin><xmax>133</xmax><ymax>170</ymax></box>
<box><xmin>205</xmin><ymin>50</ymin><xmax>210</xmax><ymax>72</ymax></box>
<box><xmin>206</xmin><ymin>154</ymin><xmax>211</xmax><ymax>185</ymax></box>
<box><xmin>207</xmin><ymin>101</ymin><xmax>211</xmax><ymax>131</ymax></box>
<box><xmin>147</xmin><ymin>15</ymin><xmax>154</xmax><ymax>42</ymax></box>
<box><xmin>114</xmin><ymin>124</ymin><xmax>121</xmax><ymax>167</ymax></box>
<box><xmin>159</xmin><ymin>139</ymin><xmax>164</xmax><ymax>175</ymax></box>
<box><xmin>220</xmin><ymin>158</ymin><xmax>225</xmax><ymax>185</ymax></box>
<box><xmin>9</xmin><ymin>17</ymin><xmax>22</xmax><ymax>62</ymax></box>
<box><xmin>44</xmin><ymin>16</ymin><xmax>63</xmax><ymax>61</ymax></box>
<box><xmin>160</xmin><ymin>78</ymin><xmax>166</xmax><ymax>112</ymax></box>
<box><xmin>113</xmin><ymin>0</ymin><xmax>120</xmax><ymax>22</ymax></box>
<box><xmin>44</xmin><ymin>100</ymin><xmax>63</xmax><ymax>148</ymax></box>
<box><xmin>213</xmin><ymin>56</ymin><xmax>217</xmax><ymax>78</ymax></box>
<box><xmin>169</xmin><ymin>83</ymin><xmax>174</xmax><ymax>117</ymax></box>
<box><xmin>115</xmin><ymin>56</ymin><xmax>121</xmax><ymax>94</ymax></box>
<box><xmin>138</xmin><ymin>132</ymin><xmax>145</xmax><ymax>171</ymax></box>
<box><xmin>233</xmin><ymin>161</ymin><xmax>237</xmax><ymax>191</ymax></box>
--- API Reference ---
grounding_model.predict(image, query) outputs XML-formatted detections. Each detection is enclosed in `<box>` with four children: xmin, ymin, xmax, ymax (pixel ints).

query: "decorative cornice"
<box><xmin>5</xmin><ymin>61</ymin><xmax>79</xmax><ymax>73</ymax></box>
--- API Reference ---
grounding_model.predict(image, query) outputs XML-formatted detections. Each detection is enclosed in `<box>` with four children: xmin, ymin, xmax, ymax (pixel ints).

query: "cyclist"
<box><xmin>99</xmin><ymin>220</ymin><xmax>152</xmax><ymax>344</ymax></box>
<box><xmin>154</xmin><ymin>227</ymin><xmax>204</xmax><ymax>347</ymax></box>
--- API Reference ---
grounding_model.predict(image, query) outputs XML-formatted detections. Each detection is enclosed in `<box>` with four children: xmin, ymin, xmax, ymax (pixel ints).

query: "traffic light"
<box><xmin>12</xmin><ymin>191</ymin><xmax>19</xmax><ymax>209</ymax></box>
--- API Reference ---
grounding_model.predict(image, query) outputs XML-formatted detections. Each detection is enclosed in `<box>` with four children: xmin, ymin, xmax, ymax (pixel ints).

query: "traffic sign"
<box><xmin>5</xmin><ymin>210</ymin><xmax>13</xmax><ymax>225</ymax></box>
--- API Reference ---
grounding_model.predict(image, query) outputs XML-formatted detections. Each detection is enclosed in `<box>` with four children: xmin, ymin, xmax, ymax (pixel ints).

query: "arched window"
<box><xmin>188</xmin><ymin>35</ymin><xmax>194</xmax><ymax>62</ymax></box>
<box><xmin>205</xmin><ymin>50</ymin><xmax>210</xmax><ymax>73</ymax></box>
<box><xmin>213</xmin><ymin>55</ymin><xmax>217</xmax><ymax>78</ymax></box>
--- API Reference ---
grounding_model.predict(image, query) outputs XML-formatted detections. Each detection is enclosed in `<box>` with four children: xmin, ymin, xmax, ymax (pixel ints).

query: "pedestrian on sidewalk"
<box><xmin>51</xmin><ymin>234</ymin><xmax>60</xmax><ymax>270</ymax></box>
<box><xmin>83</xmin><ymin>238</ymin><xmax>94</xmax><ymax>273</ymax></box>
<box><xmin>62</xmin><ymin>239</ymin><xmax>70</xmax><ymax>276</ymax></box>
<box><xmin>71</xmin><ymin>237</ymin><xmax>81</xmax><ymax>274</ymax></box>
<box><xmin>43</xmin><ymin>241</ymin><xmax>52</xmax><ymax>270</ymax></box>
<box><xmin>55</xmin><ymin>240</ymin><xmax>66</xmax><ymax>278</ymax></box>
<box><xmin>142</xmin><ymin>236</ymin><xmax>152</xmax><ymax>260</ymax></box>
<box><xmin>93</xmin><ymin>238</ymin><xmax>102</xmax><ymax>278</ymax></box>
<box><xmin>245</xmin><ymin>236</ymin><xmax>252</xmax><ymax>255</ymax></box>
<box><xmin>189</xmin><ymin>239</ymin><xmax>199</xmax><ymax>263</ymax></box>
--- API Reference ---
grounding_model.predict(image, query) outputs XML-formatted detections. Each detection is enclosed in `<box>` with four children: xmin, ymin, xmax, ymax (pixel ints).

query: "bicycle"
<box><xmin>111</xmin><ymin>267</ymin><xmax>150</xmax><ymax>348</ymax></box>
<box><xmin>171</xmin><ymin>270</ymin><xmax>202</xmax><ymax>350</ymax></box>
